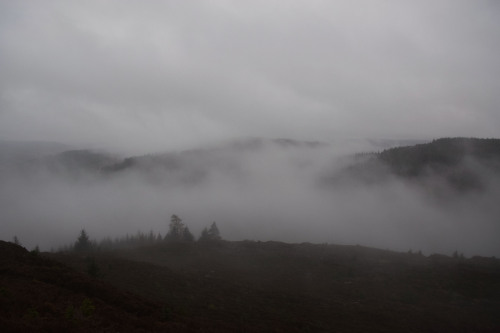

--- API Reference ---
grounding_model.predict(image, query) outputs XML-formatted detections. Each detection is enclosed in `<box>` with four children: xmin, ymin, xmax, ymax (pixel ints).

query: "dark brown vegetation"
<box><xmin>44</xmin><ymin>240</ymin><xmax>500</xmax><ymax>332</ymax></box>
<box><xmin>0</xmin><ymin>241</ymin><xmax>191</xmax><ymax>332</ymax></box>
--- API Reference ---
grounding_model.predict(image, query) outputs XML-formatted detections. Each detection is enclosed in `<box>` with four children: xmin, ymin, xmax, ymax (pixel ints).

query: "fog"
<box><xmin>1</xmin><ymin>1</ymin><xmax>500</xmax><ymax>154</ymax></box>
<box><xmin>1</xmin><ymin>1</ymin><xmax>499</xmax><ymax>256</ymax></box>
<box><xmin>1</xmin><ymin>139</ymin><xmax>499</xmax><ymax>257</ymax></box>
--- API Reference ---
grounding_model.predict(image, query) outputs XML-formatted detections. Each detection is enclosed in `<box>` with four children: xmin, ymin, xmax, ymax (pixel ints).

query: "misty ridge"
<box><xmin>1</xmin><ymin>137</ymin><xmax>500</xmax><ymax>257</ymax></box>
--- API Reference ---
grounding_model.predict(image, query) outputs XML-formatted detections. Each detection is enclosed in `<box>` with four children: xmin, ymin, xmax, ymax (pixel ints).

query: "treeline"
<box><xmin>379</xmin><ymin>137</ymin><xmax>500</xmax><ymax>177</ymax></box>
<box><xmin>59</xmin><ymin>214</ymin><xmax>222</xmax><ymax>252</ymax></box>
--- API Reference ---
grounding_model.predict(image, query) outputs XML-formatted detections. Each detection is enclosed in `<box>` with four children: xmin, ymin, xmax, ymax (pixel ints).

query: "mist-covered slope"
<box><xmin>325</xmin><ymin>137</ymin><xmax>500</xmax><ymax>192</ymax></box>
<box><xmin>380</xmin><ymin>138</ymin><xmax>500</xmax><ymax>189</ymax></box>
<box><xmin>1</xmin><ymin>137</ymin><xmax>500</xmax><ymax>257</ymax></box>
<box><xmin>0</xmin><ymin>140</ymin><xmax>70</xmax><ymax>159</ymax></box>
<box><xmin>0</xmin><ymin>140</ymin><xmax>118</xmax><ymax>180</ymax></box>
<box><xmin>0</xmin><ymin>138</ymin><xmax>328</xmax><ymax>184</ymax></box>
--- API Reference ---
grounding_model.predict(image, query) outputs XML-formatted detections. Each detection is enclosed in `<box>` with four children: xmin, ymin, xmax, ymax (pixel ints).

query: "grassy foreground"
<box><xmin>2</xmin><ymin>240</ymin><xmax>500</xmax><ymax>332</ymax></box>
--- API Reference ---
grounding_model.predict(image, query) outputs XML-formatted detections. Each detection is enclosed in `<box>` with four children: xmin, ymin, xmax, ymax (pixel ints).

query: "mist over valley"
<box><xmin>1</xmin><ymin>137</ymin><xmax>499</xmax><ymax>258</ymax></box>
<box><xmin>3</xmin><ymin>2</ymin><xmax>500</xmax><ymax>330</ymax></box>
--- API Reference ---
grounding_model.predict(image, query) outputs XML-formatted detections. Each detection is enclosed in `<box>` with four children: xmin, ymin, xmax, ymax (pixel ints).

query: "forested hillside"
<box><xmin>326</xmin><ymin>138</ymin><xmax>500</xmax><ymax>192</ymax></box>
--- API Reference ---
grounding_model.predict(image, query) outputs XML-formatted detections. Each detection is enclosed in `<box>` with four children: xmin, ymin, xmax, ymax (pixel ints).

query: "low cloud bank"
<box><xmin>1</xmin><ymin>139</ymin><xmax>499</xmax><ymax>257</ymax></box>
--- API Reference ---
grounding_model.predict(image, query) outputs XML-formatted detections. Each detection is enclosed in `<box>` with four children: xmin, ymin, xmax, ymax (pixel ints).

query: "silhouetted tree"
<box><xmin>166</xmin><ymin>214</ymin><xmax>191</xmax><ymax>242</ymax></box>
<box><xmin>200</xmin><ymin>228</ymin><xmax>209</xmax><ymax>241</ymax></box>
<box><xmin>183</xmin><ymin>227</ymin><xmax>195</xmax><ymax>242</ymax></box>
<box><xmin>208</xmin><ymin>221</ymin><xmax>221</xmax><ymax>240</ymax></box>
<box><xmin>74</xmin><ymin>229</ymin><xmax>91</xmax><ymax>252</ymax></box>
<box><xmin>12</xmin><ymin>236</ymin><xmax>21</xmax><ymax>246</ymax></box>
<box><xmin>199</xmin><ymin>222</ymin><xmax>221</xmax><ymax>241</ymax></box>
<box><xmin>148</xmin><ymin>230</ymin><xmax>155</xmax><ymax>243</ymax></box>
<box><xmin>167</xmin><ymin>214</ymin><xmax>183</xmax><ymax>240</ymax></box>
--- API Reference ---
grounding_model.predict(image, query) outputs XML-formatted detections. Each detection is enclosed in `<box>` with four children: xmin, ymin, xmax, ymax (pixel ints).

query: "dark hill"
<box><xmin>0</xmin><ymin>241</ymin><xmax>193</xmax><ymax>332</ymax></box>
<box><xmin>50</xmin><ymin>241</ymin><xmax>500</xmax><ymax>332</ymax></box>
<box><xmin>380</xmin><ymin>138</ymin><xmax>500</xmax><ymax>182</ymax></box>
<box><xmin>326</xmin><ymin>137</ymin><xmax>500</xmax><ymax>191</ymax></box>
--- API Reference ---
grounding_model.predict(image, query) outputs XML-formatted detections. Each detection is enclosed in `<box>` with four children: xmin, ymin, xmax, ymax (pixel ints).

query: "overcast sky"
<box><xmin>1</xmin><ymin>0</ymin><xmax>499</xmax><ymax>154</ymax></box>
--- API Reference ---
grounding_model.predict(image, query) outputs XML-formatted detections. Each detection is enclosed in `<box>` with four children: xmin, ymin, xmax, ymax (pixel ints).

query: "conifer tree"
<box><xmin>200</xmin><ymin>227</ymin><xmax>209</xmax><ymax>241</ymax></box>
<box><xmin>208</xmin><ymin>221</ymin><xmax>221</xmax><ymax>240</ymax></box>
<box><xmin>75</xmin><ymin>229</ymin><xmax>92</xmax><ymax>252</ymax></box>
<box><xmin>183</xmin><ymin>227</ymin><xmax>195</xmax><ymax>242</ymax></box>
<box><xmin>199</xmin><ymin>222</ymin><xmax>222</xmax><ymax>241</ymax></box>
<box><xmin>166</xmin><ymin>214</ymin><xmax>186</xmax><ymax>241</ymax></box>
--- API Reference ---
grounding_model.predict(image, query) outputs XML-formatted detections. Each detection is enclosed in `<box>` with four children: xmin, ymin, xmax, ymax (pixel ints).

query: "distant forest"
<box><xmin>330</xmin><ymin>137</ymin><xmax>500</xmax><ymax>191</ymax></box>
<box><xmin>57</xmin><ymin>214</ymin><xmax>222</xmax><ymax>253</ymax></box>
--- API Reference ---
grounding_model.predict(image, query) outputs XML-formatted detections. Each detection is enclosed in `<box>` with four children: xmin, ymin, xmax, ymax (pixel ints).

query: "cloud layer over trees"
<box><xmin>1</xmin><ymin>139</ymin><xmax>499</xmax><ymax>257</ymax></box>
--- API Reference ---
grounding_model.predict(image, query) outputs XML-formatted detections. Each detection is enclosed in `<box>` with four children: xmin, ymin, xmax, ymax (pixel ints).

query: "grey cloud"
<box><xmin>1</xmin><ymin>0</ymin><xmax>499</xmax><ymax>153</ymax></box>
